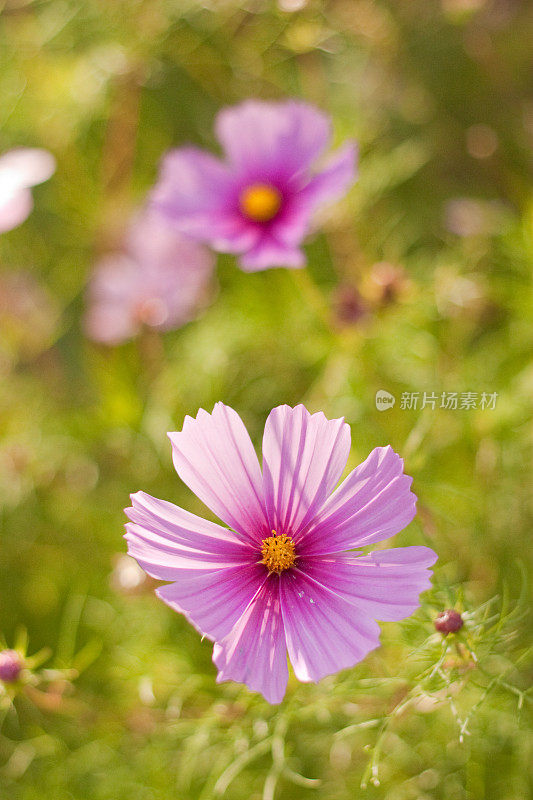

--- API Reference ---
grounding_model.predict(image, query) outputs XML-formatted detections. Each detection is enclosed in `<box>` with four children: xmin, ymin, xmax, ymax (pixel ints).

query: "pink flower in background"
<box><xmin>84</xmin><ymin>211</ymin><xmax>214</xmax><ymax>345</ymax></box>
<box><xmin>0</xmin><ymin>148</ymin><xmax>56</xmax><ymax>234</ymax></box>
<box><xmin>150</xmin><ymin>100</ymin><xmax>357</xmax><ymax>272</ymax></box>
<box><xmin>125</xmin><ymin>403</ymin><xmax>437</xmax><ymax>703</ymax></box>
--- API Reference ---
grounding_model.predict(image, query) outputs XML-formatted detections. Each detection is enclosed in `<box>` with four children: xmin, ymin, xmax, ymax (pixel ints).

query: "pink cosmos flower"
<box><xmin>0</xmin><ymin>148</ymin><xmax>56</xmax><ymax>234</ymax></box>
<box><xmin>125</xmin><ymin>403</ymin><xmax>437</xmax><ymax>704</ymax></box>
<box><xmin>84</xmin><ymin>210</ymin><xmax>214</xmax><ymax>344</ymax></box>
<box><xmin>150</xmin><ymin>100</ymin><xmax>357</xmax><ymax>272</ymax></box>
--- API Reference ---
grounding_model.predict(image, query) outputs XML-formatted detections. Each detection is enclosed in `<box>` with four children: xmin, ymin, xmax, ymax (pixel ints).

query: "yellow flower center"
<box><xmin>239</xmin><ymin>183</ymin><xmax>282</xmax><ymax>222</ymax></box>
<box><xmin>260</xmin><ymin>531</ymin><xmax>296</xmax><ymax>574</ymax></box>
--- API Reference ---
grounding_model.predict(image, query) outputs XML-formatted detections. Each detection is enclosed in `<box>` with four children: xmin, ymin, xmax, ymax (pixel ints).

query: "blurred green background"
<box><xmin>0</xmin><ymin>0</ymin><xmax>532</xmax><ymax>798</ymax></box>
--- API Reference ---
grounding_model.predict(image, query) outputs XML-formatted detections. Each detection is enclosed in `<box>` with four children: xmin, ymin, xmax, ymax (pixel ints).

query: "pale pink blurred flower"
<box><xmin>0</xmin><ymin>149</ymin><xmax>56</xmax><ymax>234</ymax></box>
<box><xmin>84</xmin><ymin>211</ymin><xmax>215</xmax><ymax>345</ymax></box>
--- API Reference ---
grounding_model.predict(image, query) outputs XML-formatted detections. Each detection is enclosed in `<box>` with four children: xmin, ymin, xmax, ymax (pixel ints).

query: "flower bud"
<box><xmin>332</xmin><ymin>284</ymin><xmax>367</xmax><ymax>327</ymax></box>
<box><xmin>369</xmin><ymin>262</ymin><xmax>409</xmax><ymax>307</ymax></box>
<box><xmin>0</xmin><ymin>649</ymin><xmax>23</xmax><ymax>682</ymax></box>
<box><xmin>434</xmin><ymin>609</ymin><xmax>464</xmax><ymax>634</ymax></box>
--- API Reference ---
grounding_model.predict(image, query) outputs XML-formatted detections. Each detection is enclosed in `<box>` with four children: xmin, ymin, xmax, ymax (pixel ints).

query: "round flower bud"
<box><xmin>0</xmin><ymin>649</ymin><xmax>23</xmax><ymax>682</ymax></box>
<box><xmin>434</xmin><ymin>609</ymin><xmax>464</xmax><ymax>634</ymax></box>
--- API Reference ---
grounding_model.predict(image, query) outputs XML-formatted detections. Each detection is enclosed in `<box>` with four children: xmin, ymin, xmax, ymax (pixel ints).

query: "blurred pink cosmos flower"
<box><xmin>150</xmin><ymin>100</ymin><xmax>357</xmax><ymax>271</ymax></box>
<box><xmin>84</xmin><ymin>211</ymin><xmax>214</xmax><ymax>344</ymax></box>
<box><xmin>125</xmin><ymin>403</ymin><xmax>437</xmax><ymax>704</ymax></box>
<box><xmin>0</xmin><ymin>148</ymin><xmax>56</xmax><ymax>234</ymax></box>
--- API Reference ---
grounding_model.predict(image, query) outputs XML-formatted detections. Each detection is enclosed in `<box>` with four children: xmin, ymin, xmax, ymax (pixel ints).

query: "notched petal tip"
<box><xmin>167</xmin><ymin>403</ymin><xmax>267</xmax><ymax>543</ymax></box>
<box><xmin>262</xmin><ymin>404</ymin><xmax>352</xmax><ymax>538</ymax></box>
<box><xmin>168</xmin><ymin>402</ymin><xmax>232</xmax><ymax>443</ymax></box>
<box><xmin>124</xmin><ymin>491</ymin><xmax>146</xmax><ymax>523</ymax></box>
<box><xmin>129</xmin><ymin>489</ymin><xmax>146</xmax><ymax>504</ymax></box>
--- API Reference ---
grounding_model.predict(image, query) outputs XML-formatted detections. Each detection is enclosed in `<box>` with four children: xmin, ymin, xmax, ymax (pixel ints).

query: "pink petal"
<box><xmin>125</xmin><ymin>519</ymin><xmax>251</xmax><ymax>576</ymax></box>
<box><xmin>213</xmin><ymin>576</ymin><xmax>288</xmax><ymax>704</ymax></box>
<box><xmin>0</xmin><ymin>148</ymin><xmax>56</xmax><ymax>189</ymax></box>
<box><xmin>215</xmin><ymin>100</ymin><xmax>331</xmax><ymax>182</ymax></box>
<box><xmin>0</xmin><ymin>188</ymin><xmax>33</xmax><ymax>234</ymax></box>
<box><xmin>239</xmin><ymin>235</ymin><xmax>306</xmax><ymax>272</ymax></box>
<box><xmin>262</xmin><ymin>405</ymin><xmax>351</xmax><ymax>539</ymax></box>
<box><xmin>279</xmin><ymin>568</ymin><xmax>380</xmax><ymax>683</ymax></box>
<box><xmin>298</xmin><ymin>141</ymin><xmax>357</xmax><ymax>211</ymax></box>
<box><xmin>156</xmin><ymin>565</ymin><xmax>266</xmax><ymax>643</ymax></box>
<box><xmin>125</xmin><ymin>491</ymin><xmax>264</xmax><ymax>642</ymax></box>
<box><xmin>301</xmin><ymin>446</ymin><xmax>417</xmax><ymax>555</ymax></box>
<box><xmin>232</xmin><ymin>141</ymin><xmax>357</xmax><ymax>265</ymax></box>
<box><xmin>150</xmin><ymin>147</ymin><xmax>258</xmax><ymax>251</ymax></box>
<box><xmin>168</xmin><ymin>403</ymin><xmax>269</xmax><ymax>544</ymax></box>
<box><xmin>259</xmin><ymin>144</ymin><xmax>355</xmax><ymax>252</ymax></box>
<box><xmin>299</xmin><ymin>546</ymin><xmax>437</xmax><ymax>622</ymax></box>
<box><xmin>126</xmin><ymin>491</ymin><xmax>253</xmax><ymax>560</ymax></box>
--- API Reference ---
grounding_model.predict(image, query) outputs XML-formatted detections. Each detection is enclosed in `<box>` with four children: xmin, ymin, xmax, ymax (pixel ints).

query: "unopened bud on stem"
<box><xmin>435</xmin><ymin>609</ymin><xmax>464</xmax><ymax>634</ymax></box>
<box><xmin>0</xmin><ymin>649</ymin><xmax>23</xmax><ymax>682</ymax></box>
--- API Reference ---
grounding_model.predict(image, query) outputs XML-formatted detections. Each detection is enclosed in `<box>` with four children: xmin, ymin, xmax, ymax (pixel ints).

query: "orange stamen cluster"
<box><xmin>260</xmin><ymin>531</ymin><xmax>296</xmax><ymax>574</ymax></box>
<box><xmin>239</xmin><ymin>183</ymin><xmax>282</xmax><ymax>222</ymax></box>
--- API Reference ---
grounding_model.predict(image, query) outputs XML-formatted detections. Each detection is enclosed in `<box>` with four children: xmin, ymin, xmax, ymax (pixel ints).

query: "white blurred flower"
<box><xmin>278</xmin><ymin>0</ymin><xmax>308</xmax><ymax>10</ymax></box>
<box><xmin>0</xmin><ymin>149</ymin><xmax>56</xmax><ymax>234</ymax></box>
